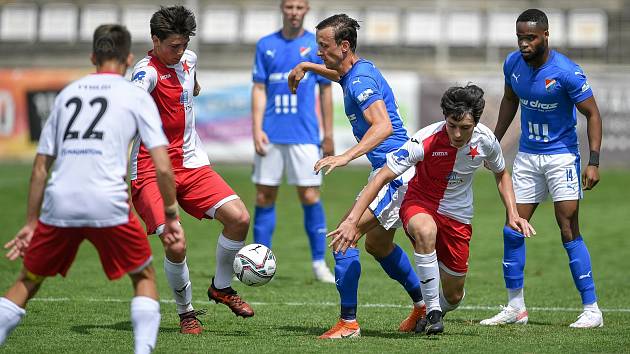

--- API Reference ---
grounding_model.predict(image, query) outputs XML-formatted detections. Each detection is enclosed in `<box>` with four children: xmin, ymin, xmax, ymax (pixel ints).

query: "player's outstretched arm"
<box><xmin>494</xmin><ymin>84</ymin><xmax>520</xmax><ymax>142</ymax></box>
<box><xmin>148</xmin><ymin>146</ymin><xmax>183</xmax><ymax>244</ymax></box>
<box><xmin>5</xmin><ymin>154</ymin><xmax>54</xmax><ymax>260</ymax></box>
<box><xmin>494</xmin><ymin>169</ymin><xmax>536</xmax><ymax>237</ymax></box>
<box><xmin>251</xmin><ymin>82</ymin><xmax>269</xmax><ymax>156</ymax></box>
<box><xmin>288</xmin><ymin>62</ymin><xmax>340</xmax><ymax>94</ymax></box>
<box><xmin>328</xmin><ymin>166</ymin><xmax>398</xmax><ymax>254</ymax></box>
<box><xmin>576</xmin><ymin>96</ymin><xmax>603</xmax><ymax>190</ymax></box>
<box><xmin>314</xmin><ymin>100</ymin><xmax>392</xmax><ymax>175</ymax></box>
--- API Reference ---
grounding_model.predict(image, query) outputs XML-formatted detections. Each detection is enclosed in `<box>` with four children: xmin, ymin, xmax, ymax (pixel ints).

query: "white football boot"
<box><xmin>569</xmin><ymin>310</ymin><xmax>603</xmax><ymax>328</ymax></box>
<box><xmin>480</xmin><ymin>305</ymin><xmax>529</xmax><ymax>325</ymax></box>
<box><xmin>313</xmin><ymin>261</ymin><xmax>336</xmax><ymax>284</ymax></box>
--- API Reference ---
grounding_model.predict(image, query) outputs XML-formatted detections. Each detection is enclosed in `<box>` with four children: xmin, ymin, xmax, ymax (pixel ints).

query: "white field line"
<box><xmin>29</xmin><ymin>297</ymin><xmax>630</xmax><ymax>313</ymax></box>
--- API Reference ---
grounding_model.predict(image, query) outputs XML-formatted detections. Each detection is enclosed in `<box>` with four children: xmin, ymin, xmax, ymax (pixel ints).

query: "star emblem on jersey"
<box><xmin>545</xmin><ymin>78</ymin><xmax>557</xmax><ymax>92</ymax></box>
<box><xmin>182</xmin><ymin>60</ymin><xmax>190</xmax><ymax>74</ymax></box>
<box><xmin>467</xmin><ymin>145</ymin><xmax>479</xmax><ymax>160</ymax></box>
<box><xmin>299</xmin><ymin>46</ymin><xmax>311</xmax><ymax>57</ymax></box>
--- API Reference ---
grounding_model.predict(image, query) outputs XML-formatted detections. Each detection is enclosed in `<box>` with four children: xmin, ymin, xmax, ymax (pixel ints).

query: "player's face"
<box><xmin>445</xmin><ymin>114</ymin><xmax>476</xmax><ymax>148</ymax></box>
<box><xmin>516</xmin><ymin>21</ymin><xmax>548</xmax><ymax>63</ymax></box>
<box><xmin>316</xmin><ymin>27</ymin><xmax>344</xmax><ymax>70</ymax></box>
<box><xmin>281</xmin><ymin>0</ymin><xmax>309</xmax><ymax>30</ymax></box>
<box><xmin>152</xmin><ymin>34</ymin><xmax>189</xmax><ymax>66</ymax></box>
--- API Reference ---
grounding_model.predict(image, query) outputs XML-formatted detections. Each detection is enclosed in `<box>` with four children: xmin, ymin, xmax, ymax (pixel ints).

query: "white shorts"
<box><xmin>512</xmin><ymin>152</ymin><xmax>582</xmax><ymax>204</ymax></box>
<box><xmin>252</xmin><ymin>143</ymin><xmax>322</xmax><ymax>187</ymax></box>
<box><xmin>360</xmin><ymin>167</ymin><xmax>416</xmax><ymax>230</ymax></box>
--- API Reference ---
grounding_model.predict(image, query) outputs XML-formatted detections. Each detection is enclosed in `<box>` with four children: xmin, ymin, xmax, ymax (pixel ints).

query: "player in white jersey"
<box><xmin>129</xmin><ymin>6</ymin><xmax>253</xmax><ymax>334</ymax></box>
<box><xmin>327</xmin><ymin>85</ymin><xmax>535</xmax><ymax>335</ymax></box>
<box><xmin>0</xmin><ymin>25</ymin><xmax>182</xmax><ymax>354</ymax></box>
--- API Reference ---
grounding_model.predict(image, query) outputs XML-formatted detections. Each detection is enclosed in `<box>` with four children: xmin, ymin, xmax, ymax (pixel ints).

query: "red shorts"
<box><xmin>400</xmin><ymin>201</ymin><xmax>472</xmax><ymax>275</ymax></box>
<box><xmin>23</xmin><ymin>213</ymin><xmax>152</xmax><ymax>280</ymax></box>
<box><xmin>131</xmin><ymin>165</ymin><xmax>237</xmax><ymax>234</ymax></box>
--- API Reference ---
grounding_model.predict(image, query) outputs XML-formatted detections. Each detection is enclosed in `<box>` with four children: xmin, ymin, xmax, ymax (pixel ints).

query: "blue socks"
<box><xmin>564</xmin><ymin>236</ymin><xmax>597</xmax><ymax>305</ymax></box>
<box><xmin>377</xmin><ymin>244</ymin><xmax>422</xmax><ymax>302</ymax></box>
<box><xmin>334</xmin><ymin>248</ymin><xmax>361</xmax><ymax>321</ymax></box>
<box><xmin>503</xmin><ymin>226</ymin><xmax>526</xmax><ymax>289</ymax></box>
<box><xmin>253</xmin><ymin>205</ymin><xmax>276</xmax><ymax>248</ymax></box>
<box><xmin>303</xmin><ymin>202</ymin><xmax>327</xmax><ymax>262</ymax></box>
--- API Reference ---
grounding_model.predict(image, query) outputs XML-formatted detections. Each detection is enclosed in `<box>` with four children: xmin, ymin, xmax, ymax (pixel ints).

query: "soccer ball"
<box><xmin>233</xmin><ymin>244</ymin><xmax>276</xmax><ymax>286</ymax></box>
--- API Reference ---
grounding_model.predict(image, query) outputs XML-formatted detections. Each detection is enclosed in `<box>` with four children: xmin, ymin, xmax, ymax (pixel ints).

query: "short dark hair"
<box><xmin>316</xmin><ymin>14</ymin><xmax>360</xmax><ymax>52</ymax></box>
<box><xmin>440</xmin><ymin>84</ymin><xmax>485</xmax><ymax>124</ymax></box>
<box><xmin>516</xmin><ymin>9</ymin><xmax>548</xmax><ymax>30</ymax></box>
<box><xmin>150</xmin><ymin>6</ymin><xmax>196</xmax><ymax>40</ymax></box>
<box><xmin>92</xmin><ymin>24</ymin><xmax>131</xmax><ymax>66</ymax></box>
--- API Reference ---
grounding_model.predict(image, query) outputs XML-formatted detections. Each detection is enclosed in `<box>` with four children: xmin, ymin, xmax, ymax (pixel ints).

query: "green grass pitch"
<box><xmin>1</xmin><ymin>162</ymin><xmax>628</xmax><ymax>353</ymax></box>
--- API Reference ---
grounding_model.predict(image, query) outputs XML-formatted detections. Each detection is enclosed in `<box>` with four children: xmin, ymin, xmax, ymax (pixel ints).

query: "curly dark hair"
<box><xmin>440</xmin><ymin>84</ymin><xmax>485</xmax><ymax>124</ymax></box>
<box><xmin>517</xmin><ymin>9</ymin><xmax>548</xmax><ymax>30</ymax></box>
<box><xmin>316</xmin><ymin>14</ymin><xmax>360</xmax><ymax>52</ymax></box>
<box><xmin>150</xmin><ymin>6</ymin><xmax>196</xmax><ymax>40</ymax></box>
<box><xmin>92</xmin><ymin>24</ymin><xmax>131</xmax><ymax>66</ymax></box>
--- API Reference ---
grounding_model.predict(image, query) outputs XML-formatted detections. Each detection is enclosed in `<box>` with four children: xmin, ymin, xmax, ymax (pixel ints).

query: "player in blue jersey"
<box><xmin>480</xmin><ymin>9</ymin><xmax>604</xmax><ymax>328</ymax></box>
<box><xmin>289</xmin><ymin>14</ymin><xmax>425</xmax><ymax>338</ymax></box>
<box><xmin>251</xmin><ymin>0</ymin><xmax>335</xmax><ymax>283</ymax></box>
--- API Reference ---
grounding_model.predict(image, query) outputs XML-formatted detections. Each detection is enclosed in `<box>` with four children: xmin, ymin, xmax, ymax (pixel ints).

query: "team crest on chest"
<box><xmin>182</xmin><ymin>60</ymin><xmax>190</xmax><ymax>74</ymax></box>
<box><xmin>545</xmin><ymin>78</ymin><xmax>557</xmax><ymax>92</ymax></box>
<box><xmin>467</xmin><ymin>145</ymin><xmax>479</xmax><ymax>160</ymax></box>
<box><xmin>299</xmin><ymin>46</ymin><xmax>311</xmax><ymax>57</ymax></box>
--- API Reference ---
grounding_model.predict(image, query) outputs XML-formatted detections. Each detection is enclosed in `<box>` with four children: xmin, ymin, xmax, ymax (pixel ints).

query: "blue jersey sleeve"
<box><xmin>562</xmin><ymin>66</ymin><xmax>593</xmax><ymax>104</ymax></box>
<box><xmin>252</xmin><ymin>40</ymin><xmax>267</xmax><ymax>83</ymax></box>
<box><xmin>347</xmin><ymin>75</ymin><xmax>382</xmax><ymax>112</ymax></box>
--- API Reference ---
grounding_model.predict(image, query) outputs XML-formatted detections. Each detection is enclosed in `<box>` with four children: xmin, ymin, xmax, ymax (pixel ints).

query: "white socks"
<box><xmin>584</xmin><ymin>302</ymin><xmax>600</xmax><ymax>313</ymax></box>
<box><xmin>163</xmin><ymin>257</ymin><xmax>193</xmax><ymax>314</ymax></box>
<box><xmin>440</xmin><ymin>288</ymin><xmax>464</xmax><ymax>314</ymax></box>
<box><xmin>131</xmin><ymin>296</ymin><xmax>160</xmax><ymax>354</ymax></box>
<box><xmin>508</xmin><ymin>288</ymin><xmax>525</xmax><ymax>310</ymax></box>
<box><xmin>414</xmin><ymin>251</ymin><xmax>441</xmax><ymax>314</ymax></box>
<box><xmin>0</xmin><ymin>297</ymin><xmax>25</xmax><ymax>345</ymax></box>
<box><xmin>214</xmin><ymin>234</ymin><xmax>244</xmax><ymax>289</ymax></box>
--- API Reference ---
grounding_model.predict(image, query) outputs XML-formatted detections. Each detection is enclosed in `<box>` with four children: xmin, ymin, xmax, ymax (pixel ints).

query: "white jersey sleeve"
<box><xmin>479</xmin><ymin>125</ymin><xmax>505</xmax><ymax>173</ymax></box>
<box><xmin>386</xmin><ymin>131</ymin><xmax>425</xmax><ymax>176</ymax></box>
<box><xmin>132</xmin><ymin>88</ymin><xmax>168</xmax><ymax>149</ymax></box>
<box><xmin>37</xmin><ymin>95</ymin><xmax>62</xmax><ymax>157</ymax></box>
<box><xmin>131</xmin><ymin>60</ymin><xmax>158</xmax><ymax>93</ymax></box>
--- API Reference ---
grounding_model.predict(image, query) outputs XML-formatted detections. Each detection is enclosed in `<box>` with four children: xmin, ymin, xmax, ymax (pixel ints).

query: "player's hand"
<box><xmin>160</xmin><ymin>219</ymin><xmax>184</xmax><ymax>246</ymax></box>
<box><xmin>314</xmin><ymin>154</ymin><xmax>351</xmax><ymax>175</ymax></box>
<box><xmin>253</xmin><ymin>129</ymin><xmax>270</xmax><ymax>156</ymax></box>
<box><xmin>582</xmin><ymin>165</ymin><xmax>600</xmax><ymax>190</ymax></box>
<box><xmin>321</xmin><ymin>136</ymin><xmax>335</xmax><ymax>157</ymax></box>
<box><xmin>5</xmin><ymin>222</ymin><xmax>36</xmax><ymax>260</ymax></box>
<box><xmin>327</xmin><ymin>220</ymin><xmax>360</xmax><ymax>254</ymax></box>
<box><xmin>193</xmin><ymin>81</ymin><xmax>201</xmax><ymax>97</ymax></box>
<box><xmin>507</xmin><ymin>217</ymin><xmax>536</xmax><ymax>238</ymax></box>
<box><xmin>288</xmin><ymin>63</ymin><xmax>306</xmax><ymax>94</ymax></box>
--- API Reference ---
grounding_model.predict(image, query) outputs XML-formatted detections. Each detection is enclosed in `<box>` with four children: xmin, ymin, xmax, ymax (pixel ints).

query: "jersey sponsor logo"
<box><xmin>393</xmin><ymin>148</ymin><xmax>409</xmax><ymax>162</ymax></box>
<box><xmin>519</xmin><ymin>98</ymin><xmax>559</xmax><ymax>111</ymax></box>
<box><xmin>265</xmin><ymin>49</ymin><xmax>276</xmax><ymax>58</ymax></box>
<box><xmin>180</xmin><ymin>90</ymin><xmax>189</xmax><ymax>105</ymax></box>
<box><xmin>160</xmin><ymin>73</ymin><xmax>172</xmax><ymax>80</ymax></box>
<box><xmin>269</xmin><ymin>71</ymin><xmax>309</xmax><ymax>83</ymax></box>
<box><xmin>446</xmin><ymin>171</ymin><xmax>463</xmax><ymax>186</ymax></box>
<box><xmin>432</xmin><ymin>151</ymin><xmax>448</xmax><ymax>157</ymax></box>
<box><xmin>132</xmin><ymin>71</ymin><xmax>146</xmax><ymax>82</ymax></box>
<box><xmin>299</xmin><ymin>46</ymin><xmax>311</xmax><ymax>57</ymax></box>
<box><xmin>357</xmin><ymin>88</ymin><xmax>374</xmax><ymax>103</ymax></box>
<box><xmin>511</xmin><ymin>72</ymin><xmax>520</xmax><ymax>83</ymax></box>
<box><xmin>467</xmin><ymin>145</ymin><xmax>479</xmax><ymax>159</ymax></box>
<box><xmin>545</xmin><ymin>78</ymin><xmax>557</xmax><ymax>92</ymax></box>
<box><xmin>347</xmin><ymin>113</ymin><xmax>357</xmax><ymax>122</ymax></box>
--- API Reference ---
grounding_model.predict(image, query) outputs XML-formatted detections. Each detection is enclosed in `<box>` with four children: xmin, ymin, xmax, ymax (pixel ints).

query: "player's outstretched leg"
<box><xmin>0</xmin><ymin>270</ymin><xmax>43</xmax><ymax>345</ymax></box>
<box><xmin>564</xmin><ymin>235</ymin><xmax>603</xmax><ymax>328</ymax></box>
<box><xmin>303</xmin><ymin>201</ymin><xmax>335</xmax><ymax>283</ymax></box>
<box><xmin>368</xmin><ymin>242</ymin><xmax>424</xmax><ymax>332</ymax></box>
<box><xmin>319</xmin><ymin>248</ymin><xmax>361</xmax><ymax>339</ymax></box>
<box><xmin>0</xmin><ymin>298</ymin><xmax>25</xmax><ymax>345</ymax></box>
<box><xmin>481</xmin><ymin>226</ymin><xmax>528</xmax><ymax>326</ymax></box>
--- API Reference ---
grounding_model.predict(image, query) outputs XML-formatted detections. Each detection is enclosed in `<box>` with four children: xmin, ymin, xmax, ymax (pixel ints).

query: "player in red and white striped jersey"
<box><xmin>0</xmin><ymin>24</ymin><xmax>181</xmax><ymax>353</ymax></box>
<box><xmin>129</xmin><ymin>6</ymin><xmax>253</xmax><ymax>334</ymax></box>
<box><xmin>327</xmin><ymin>85</ymin><xmax>535</xmax><ymax>335</ymax></box>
